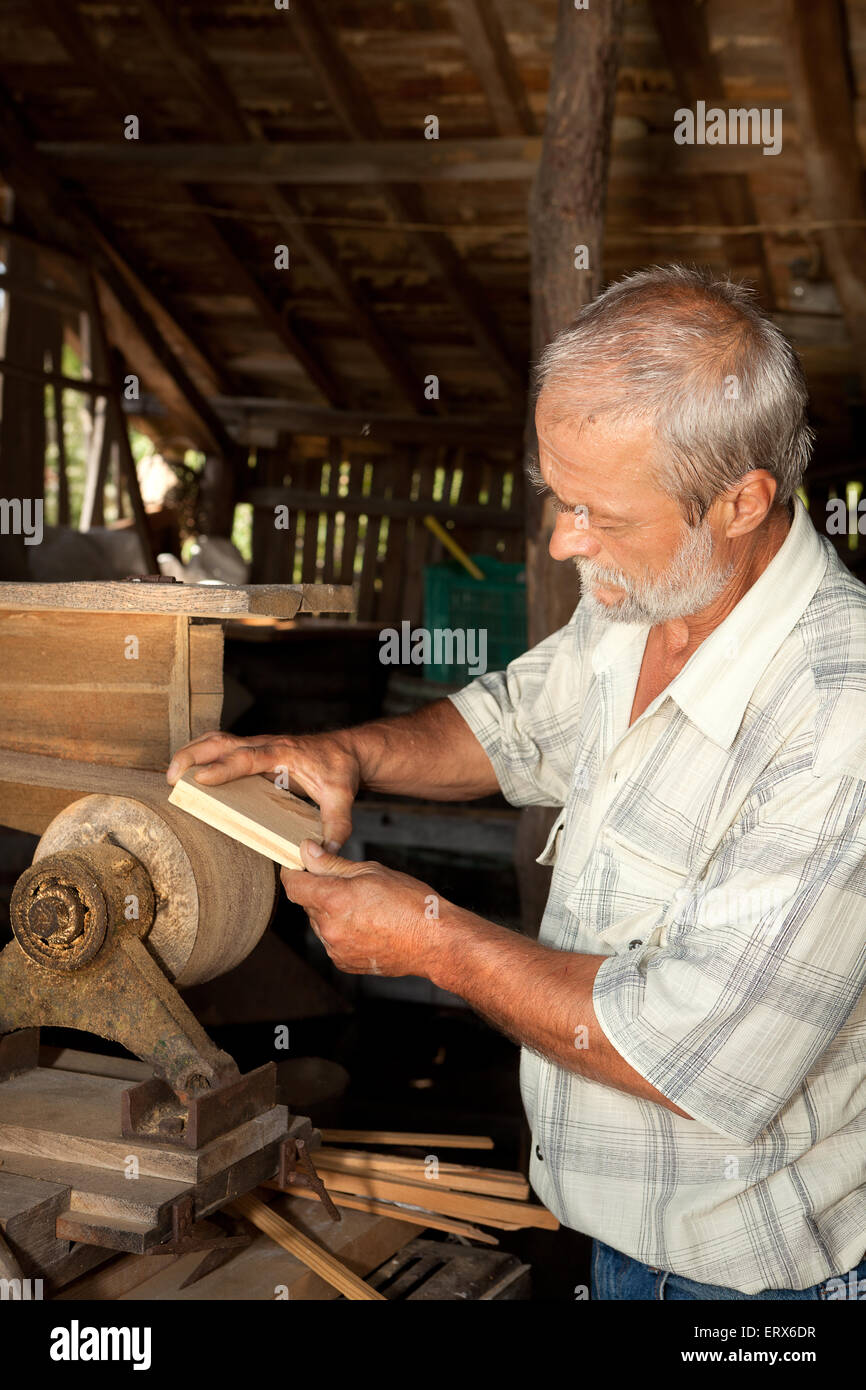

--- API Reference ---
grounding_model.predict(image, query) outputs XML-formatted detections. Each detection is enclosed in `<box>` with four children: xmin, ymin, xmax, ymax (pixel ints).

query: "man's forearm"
<box><xmin>337</xmin><ymin>699</ymin><xmax>500</xmax><ymax>801</ymax></box>
<box><xmin>428</xmin><ymin>902</ymin><xmax>692</xmax><ymax>1119</ymax></box>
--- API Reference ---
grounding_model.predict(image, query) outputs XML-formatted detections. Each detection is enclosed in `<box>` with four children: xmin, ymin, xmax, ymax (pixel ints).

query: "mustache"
<box><xmin>574</xmin><ymin>557</ymin><xmax>634</xmax><ymax>589</ymax></box>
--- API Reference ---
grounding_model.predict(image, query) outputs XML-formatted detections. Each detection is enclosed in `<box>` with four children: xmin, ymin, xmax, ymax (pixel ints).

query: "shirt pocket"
<box><xmin>563</xmin><ymin>826</ymin><xmax>690</xmax><ymax>955</ymax></box>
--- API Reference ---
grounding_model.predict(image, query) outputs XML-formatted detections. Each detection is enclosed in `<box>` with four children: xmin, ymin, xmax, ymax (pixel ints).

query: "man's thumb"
<box><xmin>300</xmin><ymin>839</ymin><xmax>358</xmax><ymax>876</ymax></box>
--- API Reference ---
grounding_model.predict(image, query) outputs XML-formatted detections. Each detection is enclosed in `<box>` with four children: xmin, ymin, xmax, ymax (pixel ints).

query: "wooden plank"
<box><xmin>0</xmin><ymin>1170</ymin><xmax>70</xmax><ymax>1272</ymax></box>
<box><xmin>0</xmin><ymin>748</ymin><xmax>168</xmax><ymax>804</ymax></box>
<box><xmin>299</xmin><ymin>458</ymin><xmax>321</xmax><ymax>583</ymax></box>
<box><xmin>338</xmin><ymin>457</ymin><xmax>361</xmax><ymax>587</ymax></box>
<box><xmin>37</xmin><ymin>136</ymin><xmax>543</xmax><ymax>182</ymax></box>
<box><xmin>315</xmin><ymin>1148</ymin><xmax>530</xmax><ymax>1200</ymax></box>
<box><xmin>169</xmin><ymin>770</ymin><xmax>322</xmax><ymax>870</ymax></box>
<box><xmin>55</xmin><ymin>1250</ymin><xmax>183</xmax><ymax>1301</ymax></box>
<box><xmin>113</xmin><ymin>1202</ymin><xmax>414</xmax><ymax>1302</ymax></box>
<box><xmin>217</xmin><ymin>400</ymin><xmax>523</xmax><ymax>448</ymax></box>
<box><xmin>0</xmin><ymin>610</ymin><xmax>195</xmax><ymax>769</ymax></box>
<box><xmin>0</xmin><ymin>581</ymin><xmax>355</xmax><ymax>616</ymax></box>
<box><xmin>322</xmin><ymin>1130</ymin><xmax>494</xmax><ymax>1150</ymax></box>
<box><xmin>0</xmin><ymin>1068</ymin><xmax>286</xmax><ymax>1184</ymax></box>
<box><xmin>356</xmin><ymin>457</ymin><xmax>385</xmax><ymax>622</ymax></box>
<box><xmin>376</xmin><ymin>451</ymin><xmax>412</xmax><ymax>625</ymax></box>
<box><xmin>315</xmin><ymin>1170</ymin><xmax>559</xmax><ymax>1231</ymax></box>
<box><xmin>167</xmin><ymin>615</ymin><xmax>191</xmax><ymax>755</ymax></box>
<box><xmin>35</xmin><ymin>133</ymin><xmax>772</xmax><ymax>181</ymax></box>
<box><xmin>40</xmin><ymin>1046</ymin><xmax>152</xmax><ymax>1083</ymax></box>
<box><xmin>283</xmin><ymin>1186</ymin><xmax>500</xmax><ymax>1246</ymax></box>
<box><xmin>229</xmin><ymin>1192</ymin><xmax>386</xmax><ymax>1300</ymax></box>
<box><xmin>321</xmin><ymin>438</ymin><xmax>341</xmax><ymax>584</ymax></box>
<box><xmin>0</xmin><ymin>782</ymin><xmax>79</xmax><ymax>834</ymax></box>
<box><xmin>188</xmin><ymin>620</ymin><xmax>224</xmax><ymax>737</ymax></box>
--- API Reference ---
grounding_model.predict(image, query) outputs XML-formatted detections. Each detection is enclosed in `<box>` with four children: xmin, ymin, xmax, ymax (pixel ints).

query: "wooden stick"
<box><xmin>228</xmin><ymin>1192</ymin><xmax>386</xmax><ymax>1301</ymax></box>
<box><xmin>321</xmin><ymin>1129</ymin><xmax>494</xmax><ymax>1150</ymax></box>
<box><xmin>316</xmin><ymin>1148</ymin><xmax>529</xmax><ymax>1199</ymax></box>
<box><xmin>281</xmin><ymin>1185</ymin><xmax>500</xmax><ymax>1246</ymax></box>
<box><xmin>316</xmin><ymin>1172</ymin><xmax>559</xmax><ymax>1231</ymax></box>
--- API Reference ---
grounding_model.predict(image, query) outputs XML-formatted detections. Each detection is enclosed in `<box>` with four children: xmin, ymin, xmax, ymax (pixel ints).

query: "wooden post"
<box><xmin>517</xmin><ymin>0</ymin><xmax>625</xmax><ymax>934</ymax></box>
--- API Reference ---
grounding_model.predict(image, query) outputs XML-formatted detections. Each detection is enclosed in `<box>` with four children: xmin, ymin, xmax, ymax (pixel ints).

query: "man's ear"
<box><xmin>722</xmin><ymin>471</ymin><xmax>779</xmax><ymax>538</ymax></box>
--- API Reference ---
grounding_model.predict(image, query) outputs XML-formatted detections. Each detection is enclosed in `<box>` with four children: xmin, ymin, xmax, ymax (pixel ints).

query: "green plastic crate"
<box><xmin>423</xmin><ymin>553</ymin><xmax>527</xmax><ymax>683</ymax></box>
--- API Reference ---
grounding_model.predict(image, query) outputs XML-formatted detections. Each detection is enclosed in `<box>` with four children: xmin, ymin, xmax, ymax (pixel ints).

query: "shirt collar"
<box><xmin>589</xmin><ymin>496</ymin><xmax>828</xmax><ymax>749</ymax></box>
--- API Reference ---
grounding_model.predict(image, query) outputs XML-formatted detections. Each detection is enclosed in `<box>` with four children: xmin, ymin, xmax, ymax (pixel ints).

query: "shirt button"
<box><xmin>628</xmin><ymin>939</ymin><xmax>643</xmax><ymax>950</ymax></box>
<box><xmin>535</xmin><ymin>1144</ymin><xmax>544</xmax><ymax>1161</ymax></box>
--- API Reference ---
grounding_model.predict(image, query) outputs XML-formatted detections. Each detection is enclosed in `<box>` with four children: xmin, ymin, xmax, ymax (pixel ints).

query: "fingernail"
<box><xmin>306</xmin><ymin>840</ymin><xmax>324</xmax><ymax>857</ymax></box>
<box><xmin>324</xmin><ymin>839</ymin><xmax>340</xmax><ymax>854</ymax></box>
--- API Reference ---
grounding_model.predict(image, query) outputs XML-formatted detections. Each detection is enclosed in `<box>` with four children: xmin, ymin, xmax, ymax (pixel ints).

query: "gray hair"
<box><xmin>534</xmin><ymin>264</ymin><xmax>814</xmax><ymax>524</ymax></box>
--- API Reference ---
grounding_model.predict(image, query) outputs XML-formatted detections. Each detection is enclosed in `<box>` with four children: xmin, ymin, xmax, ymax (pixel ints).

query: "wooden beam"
<box><xmin>445</xmin><ymin>0</ymin><xmax>536</xmax><ymax>136</ymax></box>
<box><xmin>782</xmin><ymin>0</ymin><xmax>866</xmax><ymax>371</ymax></box>
<box><xmin>518</xmin><ymin>0</ymin><xmax>625</xmax><ymax>942</ymax></box>
<box><xmin>228</xmin><ymin>1192</ymin><xmax>386</xmax><ymax>1301</ymax></box>
<box><xmin>289</xmin><ymin>6</ymin><xmax>523</xmax><ymax>396</ymax></box>
<box><xmin>244</xmin><ymin>486</ymin><xmax>523</xmax><ymax>529</ymax></box>
<box><xmin>33</xmin><ymin>136</ymin><xmax>779</xmax><ymax>183</ymax></box>
<box><xmin>0</xmin><ymin>581</ymin><xmax>355</xmax><ymax>617</ymax></box>
<box><xmin>37</xmin><ymin>137</ymin><xmax>540</xmax><ymax>184</ymax></box>
<box><xmin>648</xmin><ymin>0</ymin><xmax>772</xmax><ymax>298</ymax></box>
<box><xmin>0</xmin><ymin>360</ymin><xmax>110</xmax><ymax>395</ymax></box>
<box><xmin>527</xmin><ymin>0</ymin><xmax>625</xmax><ymax>639</ymax></box>
<box><xmin>213</xmin><ymin>398</ymin><xmax>523</xmax><ymax>447</ymax></box>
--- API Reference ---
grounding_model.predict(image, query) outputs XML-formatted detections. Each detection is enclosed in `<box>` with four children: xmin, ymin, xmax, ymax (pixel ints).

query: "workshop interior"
<box><xmin>0</xmin><ymin>0</ymin><xmax>863</xmax><ymax>1320</ymax></box>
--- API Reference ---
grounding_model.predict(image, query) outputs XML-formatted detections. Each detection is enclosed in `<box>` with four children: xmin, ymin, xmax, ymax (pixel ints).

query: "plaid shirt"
<box><xmin>450</xmin><ymin>497</ymin><xmax>866</xmax><ymax>1294</ymax></box>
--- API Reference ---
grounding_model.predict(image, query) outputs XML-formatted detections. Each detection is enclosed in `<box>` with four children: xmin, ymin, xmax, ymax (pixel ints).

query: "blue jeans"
<box><xmin>591</xmin><ymin>1238</ymin><xmax>866</xmax><ymax>1300</ymax></box>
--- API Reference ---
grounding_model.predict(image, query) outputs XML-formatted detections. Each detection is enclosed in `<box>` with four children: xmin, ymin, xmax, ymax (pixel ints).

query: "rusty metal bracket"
<box><xmin>276</xmin><ymin>1125</ymin><xmax>340</xmax><ymax>1223</ymax></box>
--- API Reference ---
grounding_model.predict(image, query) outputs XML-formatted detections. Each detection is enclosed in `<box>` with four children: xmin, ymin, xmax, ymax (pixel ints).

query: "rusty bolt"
<box><xmin>27</xmin><ymin>880</ymin><xmax>87</xmax><ymax>946</ymax></box>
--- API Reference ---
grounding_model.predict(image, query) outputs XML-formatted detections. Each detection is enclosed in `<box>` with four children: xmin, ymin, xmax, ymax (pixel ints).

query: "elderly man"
<box><xmin>168</xmin><ymin>265</ymin><xmax>866</xmax><ymax>1301</ymax></box>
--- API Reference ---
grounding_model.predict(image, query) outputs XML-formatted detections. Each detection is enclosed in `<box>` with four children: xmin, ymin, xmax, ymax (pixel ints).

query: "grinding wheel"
<box><xmin>34</xmin><ymin>794</ymin><xmax>276</xmax><ymax>986</ymax></box>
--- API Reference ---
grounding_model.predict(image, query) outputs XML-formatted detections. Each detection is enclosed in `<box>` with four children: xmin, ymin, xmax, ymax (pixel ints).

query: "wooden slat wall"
<box><xmin>248</xmin><ymin>437</ymin><xmax>525</xmax><ymax>625</ymax></box>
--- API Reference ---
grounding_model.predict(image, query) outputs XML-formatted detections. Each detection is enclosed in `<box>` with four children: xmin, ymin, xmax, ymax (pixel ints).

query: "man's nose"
<box><xmin>549</xmin><ymin>510</ymin><xmax>601</xmax><ymax>561</ymax></box>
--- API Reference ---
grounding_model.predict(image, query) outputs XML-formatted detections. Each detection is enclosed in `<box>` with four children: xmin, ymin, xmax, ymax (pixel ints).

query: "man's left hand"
<box><xmin>280</xmin><ymin>842</ymin><xmax>444</xmax><ymax>978</ymax></box>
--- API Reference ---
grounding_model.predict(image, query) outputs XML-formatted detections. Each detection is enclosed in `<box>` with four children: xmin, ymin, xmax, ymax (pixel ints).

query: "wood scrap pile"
<box><xmin>272</xmin><ymin>1129</ymin><xmax>559</xmax><ymax>1249</ymax></box>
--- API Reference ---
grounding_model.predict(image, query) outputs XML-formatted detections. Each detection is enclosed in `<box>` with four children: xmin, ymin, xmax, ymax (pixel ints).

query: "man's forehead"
<box><xmin>534</xmin><ymin>416</ymin><xmax>662</xmax><ymax>516</ymax></box>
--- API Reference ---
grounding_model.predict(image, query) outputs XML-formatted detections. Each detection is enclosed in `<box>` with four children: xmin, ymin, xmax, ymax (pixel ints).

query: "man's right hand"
<box><xmin>166</xmin><ymin>731</ymin><xmax>360</xmax><ymax>852</ymax></box>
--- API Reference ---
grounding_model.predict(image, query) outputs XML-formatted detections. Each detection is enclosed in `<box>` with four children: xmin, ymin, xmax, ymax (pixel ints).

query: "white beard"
<box><xmin>576</xmin><ymin>517</ymin><xmax>734</xmax><ymax>625</ymax></box>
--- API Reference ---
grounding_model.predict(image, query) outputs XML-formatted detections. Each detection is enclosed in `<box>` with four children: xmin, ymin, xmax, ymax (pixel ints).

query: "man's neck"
<box><xmin>652</xmin><ymin>503</ymin><xmax>793</xmax><ymax>666</ymax></box>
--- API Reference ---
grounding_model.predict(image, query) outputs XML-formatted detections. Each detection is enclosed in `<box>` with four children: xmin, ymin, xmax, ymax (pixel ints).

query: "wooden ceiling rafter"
<box><xmin>40</xmin><ymin>0</ymin><xmax>348</xmax><ymax>410</ymax></box>
<box><xmin>445</xmin><ymin>0</ymin><xmax>536</xmax><ymax>138</ymax></box>
<box><xmin>289</xmin><ymin>4</ymin><xmax>525</xmax><ymax>399</ymax></box>
<box><xmin>135</xmin><ymin>0</ymin><xmax>434</xmax><ymax>416</ymax></box>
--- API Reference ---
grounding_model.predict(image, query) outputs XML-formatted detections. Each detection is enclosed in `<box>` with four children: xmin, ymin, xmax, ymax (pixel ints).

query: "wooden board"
<box><xmin>116</xmin><ymin>1199</ymin><xmax>416</xmax><ymax>1302</ymax></box>
<box><xmin>0</xmin><ymin>582</ymin><xmax>355</xmax><ymax>617</ymax></box>
<box><xmin>169</xmin><ymin>769</ymin><xmax>323</xmax><ymax>870</ymax></box>
<box><xmin>0</xmin><ymin>748</ymin><xmax>174</xmax><ymax>834</ymax></box>
<box><xmin>0</xmin><ymin>1068</ymin><xmax>287</xmax><ymax>1184</ymax></box>
<box><xmin>0</xmin><ymin>610</ymin><xmax>223</xmax><ymax>769</ymax></box>
<box><xmin>0</xmin><ymin>1170</ymin><xmax>70</xmax><ymax>1273</ymax></box>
